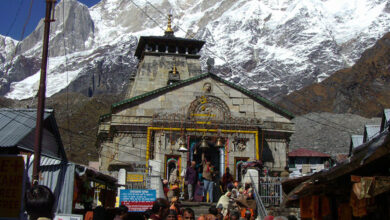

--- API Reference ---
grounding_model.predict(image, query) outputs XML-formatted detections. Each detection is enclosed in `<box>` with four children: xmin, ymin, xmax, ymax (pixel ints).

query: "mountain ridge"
<box><xmin>1</xmin><ymin>0</ymin><xmax>389</xmax><ymax>100</ymax></box>
<box><xmin>280</xmin><ymin>32</ymin><xmax>390</xmax><ymax>118</ymax></box>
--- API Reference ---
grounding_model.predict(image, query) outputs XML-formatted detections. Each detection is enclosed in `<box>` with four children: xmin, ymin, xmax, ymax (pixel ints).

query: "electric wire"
<box><xmin>3</xmin><ymin>0</ymin><xmax>35</xmax><ymax>76</ymax></box>
<box><xmin>20</xmin><ymin>0</ymin><xmax>34</xmax><ymax>40</ymax></box>
<box><xmin>0</xmin><ymin>111</ymin><xmax>58</xmax><ymax>139</ymax></box>
<box><xmin>61</xmin><ymin>0</ymin><xmax>72</xmax><ymax>152</ymax></box>
<box><xmin>1</xmin><ymin>0</ymin><xmax>379</xmax><ymax>157</ymax></box>
<box><xmin>126</xmin><ymin>0</ymin><xmax>355</xmax><ymax>135</ymax></box>
<box><xmin>0</xmin><ymin>101</ymin><xmax>385</xmax><ymax>174</ymax></box>
<box><xmin>0</xmin><ymin>102</ymin><xmax>191</xmax><ymax>162</ymax></box>
<box><xmin>141</xmin><ymin>0</ymin><xmax>364</xmax><ymax>134</ymax></box>
<box><xmin>1</xmin><ymin>0</ymin><xmax>359</xmax><ymax>137</ymax></box>
<box><xmin>4</xmin><ymin>0</ymin><xmax>25</xmax><ymax>38</ymax></box>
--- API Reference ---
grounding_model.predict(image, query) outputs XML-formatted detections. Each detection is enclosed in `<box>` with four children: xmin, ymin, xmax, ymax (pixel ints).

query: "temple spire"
<box><xmin>165</xmin><ymin>14</ymin><xmax>174</xmax><ymax>37</ymax></box>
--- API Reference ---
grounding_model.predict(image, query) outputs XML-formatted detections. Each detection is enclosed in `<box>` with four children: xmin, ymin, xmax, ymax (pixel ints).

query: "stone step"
<box><xmin>181</xmin><ymin>201</ymin><xmax>217</xmax><ymax>217</ymax></box>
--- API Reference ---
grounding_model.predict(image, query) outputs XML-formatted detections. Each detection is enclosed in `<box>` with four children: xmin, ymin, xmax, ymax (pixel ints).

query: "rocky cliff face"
<box><xmin>289</xmin><ymin>112</ymin><xmax>381</xmax><ymax>155</ymax></box>
<box><xmin>280</xmin><ymin>32</ymin><xmax>390</xmax><ymax>118</ymax></box>
<box><xmin>1</xmin><ymin>0</ymin><xmax>390</xmax><ymax>101</ymax></box>
<box><xmin>0</xmin><ymin>36</ymin><xmax>17</xmax><ymax>62</ymax></box>
<box><xmin>15</xmin><ymin>0</ymin><xmax>94</xmax><ymax>57</ymax></box>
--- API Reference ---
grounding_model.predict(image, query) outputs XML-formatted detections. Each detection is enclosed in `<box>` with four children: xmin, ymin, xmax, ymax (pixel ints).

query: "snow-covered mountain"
<box><xmin>1</xmin><ymin>0</ymin><xmax>390</xmax><ymax>100</ymax></box>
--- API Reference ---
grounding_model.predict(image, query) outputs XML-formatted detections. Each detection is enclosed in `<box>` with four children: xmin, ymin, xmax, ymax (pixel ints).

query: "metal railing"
<box><xmin>249</xmin><ymin>174</ymin><xmax>268</xmax><ymax>219</ymax></box>
<box><xmin>258</xmin><ymin>177</ymin><xmax>284</xmax><ymax>207</ymax></box>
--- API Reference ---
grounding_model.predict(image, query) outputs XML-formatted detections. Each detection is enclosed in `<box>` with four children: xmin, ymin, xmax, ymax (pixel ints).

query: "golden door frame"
<box><xmin>146</xmin><ymin>127</ymin><xmax>259</xmax><ymax>171</ymax></box>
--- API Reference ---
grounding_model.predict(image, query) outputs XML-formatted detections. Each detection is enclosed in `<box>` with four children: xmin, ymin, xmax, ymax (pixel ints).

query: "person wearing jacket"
<box><xmin>185</xmin><ymin>161</ymin><xmax>197</xmax><ymax>201</ymax></box>
<box><xmin>202</xmin><ymin>159</ymin><xmax>214</xmax><ymax>203</ymax></box>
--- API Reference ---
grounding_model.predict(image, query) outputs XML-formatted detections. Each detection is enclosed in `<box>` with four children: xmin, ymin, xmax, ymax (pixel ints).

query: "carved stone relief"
<box><xmin>187</xmin><ymin>95</ymin><xmax>231</xmax><ymax>122</ymax></box>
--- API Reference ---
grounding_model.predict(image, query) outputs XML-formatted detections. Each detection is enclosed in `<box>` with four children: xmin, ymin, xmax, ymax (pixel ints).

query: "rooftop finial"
<box><xmin>165</xmin><ymin>13</ymin><xmax>174</xmax><ymax>37</ymax></box>
<box><xmin>172</xmin><ymin>64</ymin><xmax>177</xmax><ymax>75</ymax></box>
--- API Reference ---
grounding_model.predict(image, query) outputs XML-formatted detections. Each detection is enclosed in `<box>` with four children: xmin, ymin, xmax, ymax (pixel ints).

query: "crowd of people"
<box><xmin>157</xmin><ymin>159</ymin><xmax>297</xmax><ymax>220</ymax></box>
<box><xmin>163</xmin><ymin>159</ymin><xmax>237</xmax><ymax>204</ymax></box>
<box><xmin>23</xmin><ymin>160</ymin><xmax>298</xmax><ymax>220</ymax></box>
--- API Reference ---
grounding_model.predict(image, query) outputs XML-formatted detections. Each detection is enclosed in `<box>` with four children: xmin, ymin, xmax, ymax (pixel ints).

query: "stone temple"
<box><xmin>97</xmin><ymin>16</ymin><xmax>294</xmax><ymax>188</ymax></box>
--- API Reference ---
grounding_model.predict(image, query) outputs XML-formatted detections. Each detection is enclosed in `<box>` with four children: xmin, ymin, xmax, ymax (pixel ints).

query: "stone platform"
<box><xmin>180</xmin><ymin>201</ymin><xmax>217</xmax><ymax>218</ymax></box>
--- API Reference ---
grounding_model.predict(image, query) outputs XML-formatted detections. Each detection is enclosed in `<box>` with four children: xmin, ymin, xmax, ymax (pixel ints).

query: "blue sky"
<box><xmin>0</xmin><ymin>0</ymin><xmax>100</xmax><ymax>41</ymax></box>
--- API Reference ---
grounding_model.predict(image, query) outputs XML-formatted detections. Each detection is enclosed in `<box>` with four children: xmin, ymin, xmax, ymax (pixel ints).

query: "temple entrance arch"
<box><xmin>165</xmin><ymin>155</ymin><xmax>181</xmax><ymax>183</ymax></box>
<box><xmin>189</xmin><ymin>136</ymin><xmax>225</xmax><ymax>177</ymax></box>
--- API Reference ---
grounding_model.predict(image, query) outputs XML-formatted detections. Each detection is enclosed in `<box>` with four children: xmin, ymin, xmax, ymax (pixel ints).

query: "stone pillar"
<box><xmin>155</xmin><ymin>45</ymin><xmax>159</xmax><ymax>52</ymax></box>
<box><xmin>286</xmin><ymin>137</ymin><xmax>290</xmax><ymax>168</ymax></box>
<box><xmin>145</xmin><ymin>43</ymin><xmax>149</xmax><ymax>52</ymax></box>
<box><xmin>165</xmin><ymin>45</ymin><xmax>168</xmax><ymax>53</ymax></box>
<box><xmin>118</xmin><ymin>168</ymin><xmax>126</xmax><ymax>196</ymax></box>
<box><xmin>185</xmin><ymin>47</ymin><xmax>188</xmax><ymax>54</ymax></box>
<box><xmin>219</xmin><ymin>148</ymin><xmax>225</xmax><ymax>178</ymax></box>
<box><xmin>176</xmin><ymin>46</ymin><xmax>179</xmax><ymax>54</ymax></box>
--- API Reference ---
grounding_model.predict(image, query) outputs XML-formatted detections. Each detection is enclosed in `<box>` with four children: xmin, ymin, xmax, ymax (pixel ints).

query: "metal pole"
<box><xmin>279</xmin><ymin>184</ymin><xmax>283</xmax><ymax>204</ymax></box>
<box><xmin>32</xmin><ymin>0</ymin><xmax>56</xmax><ymax>184</ymax></box>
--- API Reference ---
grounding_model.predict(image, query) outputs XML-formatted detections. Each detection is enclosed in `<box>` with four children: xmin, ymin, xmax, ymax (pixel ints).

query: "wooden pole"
<box><xmin>32</xmin><ymin>0</ymin><xmax>56</xmax><ymax>184</ymax></box>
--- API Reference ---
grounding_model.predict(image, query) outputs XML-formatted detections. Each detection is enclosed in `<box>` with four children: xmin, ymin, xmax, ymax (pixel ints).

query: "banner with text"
<box><xmin>119</xmin><ymin>189</ymin><xmax>156</xmax><ymax>212</ymax></box>
<box><xmin>0</xmin><ymin>155</ymin><xmax>25</xmax><ymax>220</ymax></box>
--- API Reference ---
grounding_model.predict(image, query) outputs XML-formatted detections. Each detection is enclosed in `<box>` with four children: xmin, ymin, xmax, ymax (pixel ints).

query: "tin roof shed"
<box><xmin>381</xmin><ymin>109</ymin><xmax>390</xmax><ymax>132</ymax></box>
<box><xmin>363</xmin><ymin>124</ymin><xmax>381</xmax><ymax>143</ymax></box>
<box><xmin>0</xmin><ymin>108</ymin><xmax>66</xmax><ymax>160</ymax></box>
<box><xmin>349</xmin><ymin>135</ymin><xmax>364</xmax><ymax>156</ymax></box>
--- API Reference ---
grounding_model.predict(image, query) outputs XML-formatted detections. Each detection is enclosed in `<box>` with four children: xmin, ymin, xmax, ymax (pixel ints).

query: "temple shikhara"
<box><xmin>97</xmin><ymin>16</ymin><xmax>295</xmax><ymax>188</ymax></box>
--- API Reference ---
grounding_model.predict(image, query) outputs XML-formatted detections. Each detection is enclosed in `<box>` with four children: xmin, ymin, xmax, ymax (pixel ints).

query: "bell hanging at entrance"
<box><xmin>178</xmin><ymin>142</ymin><xmax>188</xmax><ymax>152</ymax></box>
<box><xmin>215</xmin><ymin>137</ymin><xmax>224</xmax><ymax>148</ymax></box>
<box><xmin>200</xmin><ymin>137</ymin><xmax>209</xmax><ymax>149</ymax></box>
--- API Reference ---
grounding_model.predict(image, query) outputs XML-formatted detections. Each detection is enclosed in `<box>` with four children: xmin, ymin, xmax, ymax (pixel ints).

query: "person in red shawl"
<box><xmin>163</xmin><ymin>179</ymin><xmax>169</xmax><ymax>198</ymax></box>
<box><xmin>221</xmin><ymin>167</ymin><xmax>233</xmax><ymax>193</ymax></box>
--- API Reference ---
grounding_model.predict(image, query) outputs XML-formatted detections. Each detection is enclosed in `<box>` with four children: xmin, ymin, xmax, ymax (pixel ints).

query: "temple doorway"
<box><xmin>234</xmin><ymin>157</ymin><xmax>249</xmax><ymax>182</ymax></box>
<box><xmin>165</xmin><ymin>155</ymin><xmax>180</xmax><ymax>184</ymax></box>
<box><xmin>189</xmin><ymin>137</ymin><xmax>222</xmax><ymax>176</ymax></box>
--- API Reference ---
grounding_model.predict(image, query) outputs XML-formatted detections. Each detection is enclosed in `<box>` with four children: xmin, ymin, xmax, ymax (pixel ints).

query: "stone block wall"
<box><xmin>100</xmin><ymin>77</ymin><xmax>293</xmax><ymax>175</ymax></box>
<box><xmin>115</xmin><ymin>79</ymin><xmax>293</xmax><ymax>134</ymax></box>
<box><xmin>125</xmin><ymin>54</ymin><xmax>202</xmax><ymax>98</ymax></box>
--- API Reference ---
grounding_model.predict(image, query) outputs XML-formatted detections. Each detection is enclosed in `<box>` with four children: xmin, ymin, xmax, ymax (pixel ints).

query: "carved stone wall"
<box><xmin>116</xmin><ymin>78</ymin><xmax>293</xmax><ymax>130</ymax></box>
<box><xmin>100</xmin><ymin>77</ymin><xmax>293</xmax><ymax>174</ymax></box>
<box><xmin>125</xmin><ymin>55</ymin><xmax>202</xmax><ymax>98</ymax></box>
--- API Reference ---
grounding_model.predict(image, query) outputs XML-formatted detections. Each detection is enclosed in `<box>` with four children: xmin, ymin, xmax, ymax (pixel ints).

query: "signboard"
<box><xmin>0</xmin><ymin>155</ymin><xmax>25</xmax><ymax>220</ymax></box>
<box><xmin>54</xmin><ymin>214</ymin><xmax>83</xmax><ymax>220</ymax></box>
<box><xmin>126</xmin><ymin>173</ymin><xmax>144</xmax><ymax>182</ymax></box>
<box><xmin>119</xmin><ymin>189</ymin><xmax>156</xmax><ymax>212</ymax></box>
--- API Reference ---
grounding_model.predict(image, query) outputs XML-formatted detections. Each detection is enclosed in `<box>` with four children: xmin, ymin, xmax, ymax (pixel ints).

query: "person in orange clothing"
<box><xmin>84</xmin><ymin>210</ymin><xmax>93</xmax><ymax>220</ymax></box>
<box><xmin>168</xmin><ymin>182</ymin><xmax>181</xmax><ymax>201</ymax></box>
<box><xmin>236</xmin><ymin>198</ymin><xmax>255</xmax><ymax>219</ymax></box>
<box><xmin>169</xmin><ymin>197</ymin><xmax>181</xmax><ymax>215</ymax></box>
<box><xmin>240</xmin><ymin>208</ymin><xmax>255</xmax><ymax>219</ymax></box>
